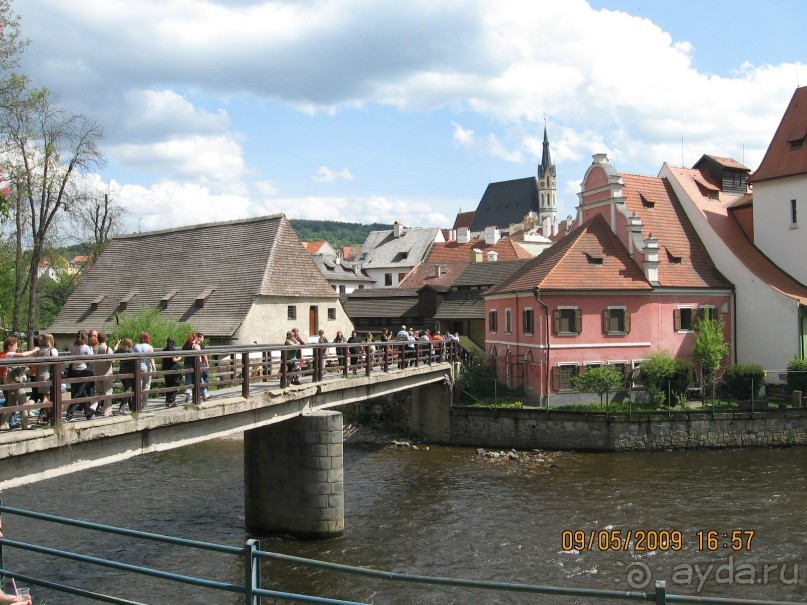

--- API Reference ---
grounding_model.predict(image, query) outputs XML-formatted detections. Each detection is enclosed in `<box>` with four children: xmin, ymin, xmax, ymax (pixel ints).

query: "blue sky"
<box><xmin>14</xmin><ymin>0</ymin><xmax>806</xmax><ymax>233</ymax></box>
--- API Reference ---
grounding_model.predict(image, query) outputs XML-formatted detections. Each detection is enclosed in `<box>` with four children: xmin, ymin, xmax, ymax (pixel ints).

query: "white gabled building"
<box><xmin>749</xmin><ymin>86</ymin><xmax>807</xmax><ymax>285</ymax></box>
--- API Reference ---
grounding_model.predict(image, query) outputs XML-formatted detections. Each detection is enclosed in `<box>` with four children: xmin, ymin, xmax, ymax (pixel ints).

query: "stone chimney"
<box><xmin>393</xmin><ymin>221</ymin><xmax>405</xmax><ymax>238</ymax></box>
<box><xmin>470</xmin><ymin>248</ymin><xmax>483</xmax><ymax>263</ymax></box>
<box><xmin>483</xmin><ymin>226</ymin><xmax>501</xmax><ymax>245</ymax></box>
<box><xmin>486</xmin><ymin>251</ymin><xmax>498</xmax><ymax>262</ymax></box>
<box><xmin>457</xmin><ymin>227</ymin><xmax>470</xmax><ymax>244</ymax></box>
<box><xmin>434</xmin><ymin>264</ymin><xmax>443</xmax><ymax>277</ymax></box>
<box><xmin>542</xmin><ymin>216</ymin><xmax>551</xmax><ymax>237</ymax></box>
<box><xmin>354</xmin><ymin>263</ymin><xmax>361</xmax><ymax>275</ymax></box>
<box><xmin>552</xmin><ymin>217</ymin><xmax>559</xmax><ymax>237</ymax></box>
<box><xmin>643</xmin><ymin>233</ymin><xmax>660</xmax><ymax>283</ymax></box>
<box><xmin>447</xmin><ymin>229</ymin><xmax>456</xmax><ymax>242</ymax></box>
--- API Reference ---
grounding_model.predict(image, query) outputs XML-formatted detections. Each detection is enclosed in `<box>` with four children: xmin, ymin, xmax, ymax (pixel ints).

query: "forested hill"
<box><xmin>289</xmin><ymin>219</ymin><xmax>394</xmax><ymax>249</ymax></box>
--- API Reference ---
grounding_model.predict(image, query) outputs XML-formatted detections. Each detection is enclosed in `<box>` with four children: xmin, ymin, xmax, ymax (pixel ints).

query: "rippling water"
<box><xmin>2</xmin><ymin>441</ymin><xmax>805</xmax><ymax>604</ymax></box>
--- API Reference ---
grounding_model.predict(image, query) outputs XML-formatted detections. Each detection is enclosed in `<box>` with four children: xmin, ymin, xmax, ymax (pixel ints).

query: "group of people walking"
<box><xmin>0</xmin><ymin>329</ymin><xmax>211</xmax><ymax>429</ymax></box>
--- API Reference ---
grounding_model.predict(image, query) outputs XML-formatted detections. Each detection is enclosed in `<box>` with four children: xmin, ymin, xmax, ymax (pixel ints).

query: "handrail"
<box><xmin>0</xmin><ymin>341</ymin><xmax>460</xmax><ymax>428</ymax></box>
<box><xmin>0</xmin><ymin>505</ymin><xmax>799</xmax><ymax>605</ymax></box>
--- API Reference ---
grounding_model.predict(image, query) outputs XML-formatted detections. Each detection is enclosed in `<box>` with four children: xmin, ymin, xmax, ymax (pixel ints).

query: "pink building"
<box><xmin>483</xmin><ymin>154</ymin><xmax>734</xmax><ymax>404</ymax></box>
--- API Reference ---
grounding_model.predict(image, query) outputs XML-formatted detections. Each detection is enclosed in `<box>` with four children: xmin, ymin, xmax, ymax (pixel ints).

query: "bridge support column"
<box><xmin>244</xmin><ymin>410</ymin><xmax>344</xmax><ymax>539</ymax></box>
<box><xmin>410</xmin><ymin>380</ymin><xmax>451</xmax><ymax>443</ymax></box>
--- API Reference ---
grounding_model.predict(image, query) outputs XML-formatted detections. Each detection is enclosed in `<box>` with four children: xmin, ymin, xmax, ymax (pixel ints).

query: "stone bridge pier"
<box><xmin>242</xmin><ymin>377</ymin><xmax>452</xmax><ymax>538</ymax></box>
<box><xmin>244</xmin><ymin>410</ymin><xmax>344</xmax><ymax>539</ymax></box>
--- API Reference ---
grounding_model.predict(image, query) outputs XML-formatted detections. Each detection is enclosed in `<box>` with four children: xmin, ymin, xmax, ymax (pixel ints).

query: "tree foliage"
<box><xmin>571</xmin><ymin>365</ymin><xmax>625</xmax><ymax>405</ymax></box>
<box><xmin>692</xmin><ymin>311</ymin><xmax>729</xmax><ymax>395</ymax></box>
<box><xmin>0</xmin><ymin>81</ymin><xmax>105</xmax><ymax>345</ymax></box>
<box><xmin>289</xmin><ymin>219</ymin><xmax>393</xmax><ymax>249</ymax></box>
<box><xmin>639</xmin><ymin>350</ymin><xmax>693</xmax><ymax>406</ymax></box>
<box><xmin>109</xmin><ymin>307</ymin><xmax>195</xmax><ymax>351</ymax></box>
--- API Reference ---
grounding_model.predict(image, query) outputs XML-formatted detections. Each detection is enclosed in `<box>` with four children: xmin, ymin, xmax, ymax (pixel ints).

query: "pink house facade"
<box><xmin>483</xmin><ymin>155</ymin><xmax>734</xmax><ymax>404</ymax></box>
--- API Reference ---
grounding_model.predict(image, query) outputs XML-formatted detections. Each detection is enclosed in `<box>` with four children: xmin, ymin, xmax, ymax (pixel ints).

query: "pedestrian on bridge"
<box><xmin>65</xmin><ymin>330</ymin><xmax>94</xmax><ymax>421</ymax></box>
<box><xmin>133</xmin><ymin>332</ymin><xmax>156</xmax><ymax>409</ymax></box>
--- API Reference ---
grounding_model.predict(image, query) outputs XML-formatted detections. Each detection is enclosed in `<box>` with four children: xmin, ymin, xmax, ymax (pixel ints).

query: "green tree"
<box><xmin>692</xmin><ymin>310</ymin><xmax>729</xmax><ymax>399</ymax></box>
<box><xmin>0</xmin><ymin>81</ymin><xmax>105</xmax><ymax>345</ymax></box>
<box><xmin>109</xmin><ymin>307</ymin><xmax>195</xmax><ymax>350</ymax></box>
<box><xmin>571</xmin><ymin>365</ymin><xmax>624</xmax><ymax>406</ymax></box>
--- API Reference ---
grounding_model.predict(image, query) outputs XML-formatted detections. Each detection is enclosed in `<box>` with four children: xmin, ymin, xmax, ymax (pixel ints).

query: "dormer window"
<box><xmin>640</xmin><ymin>193</ymin><xmax>655</xmax><ymax>208</ymax></box>
<box><xmin>788</xmin><ymin>130</ymin><xmax>806</xmax><ymax>151</ymax></box>
<box><xmin>585</xmin><ymin>253</ymin><xmax>603</xmax><ymax>265</ymax></box>
<box><xmin>90</xmin><ymin>295</ymin><xmax>105</xmax><ymax>311</ymax></box>
<box><xmin>195</xmin><ymin>288</ymin><xmax>214</xmax><ymax>308</ymax></box>
<box><xmin>119</xmin><ymin>292</ymin><xmax>136</xmax><ymax>311</ymax></box>
<box><xmin>160</xmin><ymin>289</ymin><xmax>178</xmax><ymax>309</ymax></box>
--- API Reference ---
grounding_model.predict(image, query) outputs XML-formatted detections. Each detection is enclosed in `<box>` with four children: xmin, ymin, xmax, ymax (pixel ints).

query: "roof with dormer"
<box><xmin>357</xmin><ymin>227</ymin><xmax>442</xmax><ymax>270</ymax></box>
<box><xmin>752</xmin><ymin>86</ymin><xmax>807</xmax><ymax>183</ymax></box>
<box><xmin>48</xmin><ymin>214</ymin><xmax>339</xmax><ymax>338</ymax></box>
<box><xmin>614</xmin><ymin>173</ymin><xmax>732</xmax><ymax>289</ymax></box>
<box><xmin>398</xmin><ymin>237</ymin><xmax>533</xmax><ymax>290</ymax></box>
<box><xmin>666</xmin><ymin>164</ymin><xmax>807</xmax><ymax>305</ymax></box>
<box><xmin>484</xmin><ymin>214</ymin><xmax>653</xmax><ymax>295</ymax></box>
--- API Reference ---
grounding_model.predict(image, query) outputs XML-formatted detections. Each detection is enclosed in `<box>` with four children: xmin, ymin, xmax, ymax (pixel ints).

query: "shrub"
<box><xmin>639</xmin><ymin>350</ymin><xmax>693</xmax><ymax>406</ymax></box>
<box><xmin>786</xmin><ymin>358</ymin><xmax>807</xmax><ymax>395</ymax></box>
<box><xmin>722</xmin><ymin>364</ymin><xmax>765</xmax><ymax>400</ymax></box>
<box><xmin>109</xmin><ymin>306</ymin><xmax>196</xmax><ymax>350</ymax></box>
<box><xmin>571</xmin><ymin>365</ymin><xmax>625</xmax><ymax>405</ymax></box>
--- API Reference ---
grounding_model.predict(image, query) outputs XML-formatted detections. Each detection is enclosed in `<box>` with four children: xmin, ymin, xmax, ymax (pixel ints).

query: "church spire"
<box><xmin>536</xmin><ymin>121</ymin><xmax>557</xmax><ymax>225</ymax></box>
<box><xmin>538</xmin><ymin>124</ymin><xmax>555</xmax><ymax>179</ymax></box>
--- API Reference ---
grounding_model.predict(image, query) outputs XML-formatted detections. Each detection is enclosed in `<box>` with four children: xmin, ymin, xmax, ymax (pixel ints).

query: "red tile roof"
<box><xmin>615</xmin><ymin>173</ymin><xmax>731</xmax><ymax>289</ymax></box>
<box><xmin>484</xmin><ymin>214</ymin><xmax>652</xmax><ymax>295</ymax></box>
<box><xmin>666</xmin><ymin>165</ymin><xmax>807</xmax><ymax>305</ymax></box>
<box><xmin>399</xmin><ymin>237</ymin><xmax>532</xmax><ymax>289</ymax></box>
<box><xmin>452</xmin><ymin>211</ymin><xmax>475</xmax><ymax>230</ymax></box>
<box><xmin>752</xmin><ymin>86</ymin><xmax>807</xmax><ymax>183</ymax></box>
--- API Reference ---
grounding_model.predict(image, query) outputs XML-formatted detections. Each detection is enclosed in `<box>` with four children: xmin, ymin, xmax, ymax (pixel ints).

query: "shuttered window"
<box><xmin>603</xmin><ymin>308</ymin><xmax>631</xmax><ymax>334</ymax></box>
<box><xmin>552</xmin><ymin>364</ymin><xmax>578</xmax><ymax>391</ymax></box>
<box><xmin>553</xmin><ymin>308</ymin><xmax>581</xmax><ymax>334</ymax></box>
<box><xmin>522</xmin><ymin>308</ymin><xmax>534</xmax><ymax>335</ymax></box>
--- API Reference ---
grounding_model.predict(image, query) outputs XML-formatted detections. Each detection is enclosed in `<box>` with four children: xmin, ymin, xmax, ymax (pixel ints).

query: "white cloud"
<box><xmin>16</xmin><ymin>0</ymin><xmax>806</xmax><ymax>231</ymax></box>
<box><xmin>314</xmin><ymin>167</ymin><xmax>354</xmax><ymax>183</ymax></box>
<box><xmin>452</xmin><ymin>122</ymin><xmax>523</xmax><ymax>163</ymax></box>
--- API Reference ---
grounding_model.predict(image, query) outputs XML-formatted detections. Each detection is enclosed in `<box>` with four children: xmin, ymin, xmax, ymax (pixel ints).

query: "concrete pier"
<box><xmin>244</xmin><ymin>410</ymin><xmax>344</xmax><ymax>539</ymax></box>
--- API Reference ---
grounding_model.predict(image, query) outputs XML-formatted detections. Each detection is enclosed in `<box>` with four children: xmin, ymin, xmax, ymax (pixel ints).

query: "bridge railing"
<box><xmin>0</xmin><ymin>340</ymin><xmax>459</xmax><ymax>428</ymax></box>
<box><xmin>0</xmin><ymin>504</ymin><xmax>795</xmax><ymax>605</ymax></box>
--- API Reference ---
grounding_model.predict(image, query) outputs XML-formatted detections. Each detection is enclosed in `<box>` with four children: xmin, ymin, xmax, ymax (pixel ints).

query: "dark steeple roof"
<box><xmin>468</xmin><ymin>177</ymin><xmax>540</xmax><ymax>233</ymax></box>
<box><xmin>538</xmin><ymin>125</ymin><xmax>555</xmax><ymax>179</ymax></box>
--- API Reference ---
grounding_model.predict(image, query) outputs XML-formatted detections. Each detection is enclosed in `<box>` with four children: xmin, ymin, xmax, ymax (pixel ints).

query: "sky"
<box><xmin>14</xmin><ymin>0</ymin><xmax>807</xmax><ymax>234</ymax></box>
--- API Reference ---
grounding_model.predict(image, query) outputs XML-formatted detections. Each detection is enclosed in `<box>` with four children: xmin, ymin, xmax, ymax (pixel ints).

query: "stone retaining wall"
<box><xmin>449</xmin><ymin>407</ymin><xmax>807</xmax><ymax>451</ymax></box>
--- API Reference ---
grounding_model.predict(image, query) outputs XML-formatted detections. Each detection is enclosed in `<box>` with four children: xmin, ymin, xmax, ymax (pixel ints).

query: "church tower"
<box><xmin>537</xmin><ymin>125</ymin><xmax>557</xmax><ymax>224</ymax></box>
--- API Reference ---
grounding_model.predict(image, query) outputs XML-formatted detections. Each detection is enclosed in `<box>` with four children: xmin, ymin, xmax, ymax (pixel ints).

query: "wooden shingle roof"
<box><xmin>48</xmin><ymin>214</ymin><xmax>338</xmax><ymax>338</ymax></box>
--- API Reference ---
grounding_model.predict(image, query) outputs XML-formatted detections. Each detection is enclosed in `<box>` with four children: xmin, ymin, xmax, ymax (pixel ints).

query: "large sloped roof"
<box><xmin>433</xmin><ymin>290</ymin><xmax>486</xmax><ymax>320</ymax></box>
<box><xmin>666</xmin><ymin>165</ymin><xmax>807</xmax><ymax>304</ymax></box>
<box><xmin>358</xmin><ymin>227</ymin><xmax>441</xmax><ymax>269</ymax></box>
<box><xmin>752</xmin><ymin>86</ymin><xmax>807</xmax><ymax>183</ymax></box>
<box><xmin>469</xmin><ymin>177</ymin><xmax>540</xmax><ymax>233</ymax></box>
<box><xmin>617</xmin><ymin>173</ymin><xmax>732</xmax><ymax>289</ymax></box>
<box><xmin>485</xmin><ymin>214</ymin><xmax>653</xmax><ymax>296</ymax></box>
<box><xmin>49</xmin><ymin>214</ymin><xmax>337</xmax><ymax>338</ymax></box>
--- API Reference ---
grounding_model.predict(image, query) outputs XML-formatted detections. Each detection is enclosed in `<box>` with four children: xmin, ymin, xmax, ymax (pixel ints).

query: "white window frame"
<box><xmin>556</xmin><ymin>306</ymin><xmax>579</xmax><ymax>335</ymax></box>
<box><xmin>675</xmin><ymin>305</ymin><xmax>695</xmax><ymax>332</ymax></box>
<box><xmin>605</xmin><ymin>306</ymin><xmax>629</xmax><ymax>334</ymax></box>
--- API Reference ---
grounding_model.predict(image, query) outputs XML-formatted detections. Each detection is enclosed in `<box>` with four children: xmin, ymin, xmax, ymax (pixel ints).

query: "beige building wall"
<box><xmin>235</xmin><ymin>295</ymin><xmax>355</xmax><ymax>345</ymax></box>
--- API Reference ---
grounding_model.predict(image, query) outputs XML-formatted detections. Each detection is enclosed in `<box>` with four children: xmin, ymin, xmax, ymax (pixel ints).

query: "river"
<box><xmin>2</xmin><ymin>439</ymin><xmax>805</xmax><ymax>604</ymax></box>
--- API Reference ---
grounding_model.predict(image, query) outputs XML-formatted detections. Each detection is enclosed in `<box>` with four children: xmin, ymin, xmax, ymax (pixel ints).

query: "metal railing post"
<box><xmin>654</xmin><ymin>580</ymin><xmax>667</xmax><ymax>605</ymax></box>
<box><xmin>280</xmin><ymin>351</ymin><xmax>288</xmax><ymax>388</ymax></box>
<box><xmin>244</xmin><ymin>538</ymin><xmax>260</xmax><ymax>605</ymax></box>
<box><xmin>193</xmin><ymin>355</ymin><xmax>202</xmax><ymax>405</ymax></box>
<box><xmin>133</xmin><ymin>361</ymin><xmax>143</xmax><ymax>413</ymax></box>
<box><xmin>342</xmin><ymin>344</ymin><xmax>348</xmax><ymax>379</ymax></box>
<box><xmin>241</xmin><ymin>352</ymin><xmax>250</xmax><ymax>399</ymax></box>
<box><xmin>52</xmin><ymin>361</ymin><xmax>64</xmax><ymax>426</ymax></box>
<box><xmin>365</xmin><ymin>346</ymin><xmax>371</xmax><ymax>377</ymax></box>
<box><xmin>383</xmin><ymin>344</ymin><xmax>389</xmax><ymax>373</ymax></box>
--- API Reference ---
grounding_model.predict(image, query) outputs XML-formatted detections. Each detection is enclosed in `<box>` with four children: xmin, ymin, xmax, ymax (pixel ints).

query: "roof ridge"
<box><xmin>114</xmin><ymin>213</ymin><xmax>286</xmax><ymax>240</ymax></box>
